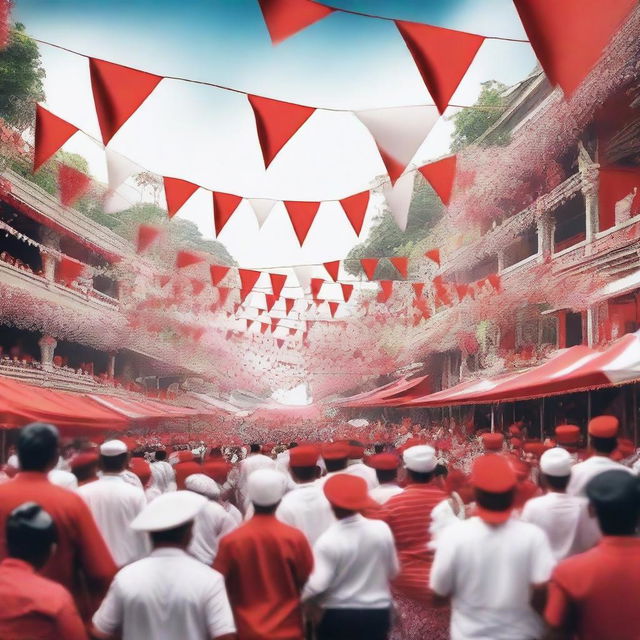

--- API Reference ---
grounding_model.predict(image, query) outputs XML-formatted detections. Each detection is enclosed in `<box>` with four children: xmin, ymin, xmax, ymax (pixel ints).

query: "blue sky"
<box><xmin>14</xmin><ymin>0</ymin><xmax>536</xmax><ymax>267</ymax></box>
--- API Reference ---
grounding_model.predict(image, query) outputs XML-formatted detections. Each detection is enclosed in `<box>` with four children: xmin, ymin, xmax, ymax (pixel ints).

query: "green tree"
<box><xmin>0</xmin><ymin>23</ymin><xmax>45</xmax><ymax>130</ymax></box>
<box><xmin>450</xmin><ymin>80</ymin><xmax>509</xmax><ymax>151</ymax></box>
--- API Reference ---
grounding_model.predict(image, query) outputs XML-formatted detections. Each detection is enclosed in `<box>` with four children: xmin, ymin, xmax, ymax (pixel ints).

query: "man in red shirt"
<box><xmin>545</xmin><ymin>469</ymin><xmax>640</xmax><ymax>639</ymax></box>
<box><xmin>0</xmin><ymin>501</ymin><xmax>87</xmax><ymax>639</ymax></box>
<box><xmin>0</xmin><ymin>423</ymin><xmax>116</xmax><ymax>617</ymax></box>
<box><xmin>214</xmin><ymin>468</ymin><xmax>313</xmax><ymax>640</ymax></box>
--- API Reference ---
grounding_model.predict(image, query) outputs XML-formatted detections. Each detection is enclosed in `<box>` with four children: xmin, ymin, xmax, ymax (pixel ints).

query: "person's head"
<box><xmin>554</xmin><ymin>425</ymin><xmax>581</xmax><ymax>451</ymax></box>
<box><xmin>6</xmin><ymin>502</ymin><xmax>57</xmax><ymax>569</ymax></box>
<box><xmin>99</xmin><ymin>439</ymin><xmax>129</xmax><ymax>472</ymax></box>
<box><xmin>185</xmin><ymin>473</ymin><xmax>220</xmax><ymax>501</ymax></box>
<box><xmin>591</xmin><ymin>436</ymin><xmax>618</xmax><ymax>455</ymax></box>
<box><xmin>321</xmin><ymin>443</ymin><xmax>350</xmax><ymax>472</ymax></box>
<box><xmin>70</xmin><ymin>452</ymin><xmax>99</xmax><ymax>484</ymax></box>
<box><xmin>289</xmin><ymin>446</ymin><xmax>320</xmax><ymax>483</ymax></box>
<box><xmin>403</xmin><ymin>445</ymin><xmax>436</xmax><ymax>484</ymax></box>
<box><xmin>374</xmin><ymin>443</ymin><xmax>384</xmax><ymax>454</ymax></box>
<box><xmin>540</xmin><ymin>447</ymin><xmax>573</xmax><ymax>492</ymax></box>
<box><xmin>249</xmin><ymin>443</ymin><xmax>261</xmax><ymax>454</ymax></box>
<box><xmin>586</xmin><ymin>470</ymin><xmax>640</xmax><ymax>536</ymax></box>
<box><xmin>288</xmin><ymin>442</ymin><xmax>298</xmax><ymax>450</ymax></box>
<box><xmin>150</xmin><ymin>522</ymin><xmax>193</xmax><ymax>547</ymax></box>
<box><xmin>588</xmin><ymin>416</ymin><xmax>619</xmax><ymax>456</ymax></box>
<box><xmin>324</xmin><ymin>473</ymin><xmax>377</xmax><ymax>520</ymax></box>
<box><xmin>434</xmin><ymin>462</ymin><xmax>448</xmax><ymax>478</ymax></box>
<box><xmin>17</xmin><ymin>423</ymin><xmax>59</xmax><ymax>472</ymax></box>
<box><xmin>471</xmin><ymin>455</ymin><xmax>517</xmax><ymax>526</ymax></box>
<box><xmin>155</xmin><ymin>449</ymin><xmax>167</xmax><ymax>461</ymax></box>
<box><xmin>248</xmin><ymin>468</ymin><xmax>287</xmax><ymax>513</ymax></box>
<box><xmin>348</xmin><ymin>441</ymin><xmax>365</xmax><ymax>462</ymax></box>
<box><xmin>368</xmin><ymin>453</ymin><xmax>400</xmax><ymax>485</ymax></box>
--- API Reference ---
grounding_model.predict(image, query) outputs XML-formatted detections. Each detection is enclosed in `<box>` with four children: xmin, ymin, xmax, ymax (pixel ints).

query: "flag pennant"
<box><xmin>57</xmin><ymin>255</ymin><xmax>86</xmax><ymax>285</ymax></box>
<box><xmin>425</xmin><ymin>248</ymin><xmax>441</xmax><ymax>266</ymax></box>
<box><xmin>249</xmin><ymin>198</ymin><xmax>278</xmax><ymax>228</ymax></box>
<box><xmin>258</xmin><ymin>0</ymin><xmax>335</xmax><ymax>44</ymax></box>
<box><xmin>246</xmin><ymin>319</ymin><xmax>254</xmax><ymax>330</ymax></box>
<box><xmin>164</xmin><ymin>177</ymin><xmax>199</xmax><ymax>218</ymax></box>
<box><xmin>328</xmin><ymin>301</ymin><xmax>339</xmax><ymax>318</ymax></box>
<box><xmin>389</xmin><ymin>256</ymin><xmax>408</xmax><ymax>278</ymax></box>
<box><xmin>210</xmin><ymin>265</ymin><xmax>230</xmax><ymax>287</ymax></box>
<box><xmin>288</xmin><ymin>327</ymin><xmax>296</xmax><ymax>337</ymax></box>
<box><xmin>265</xmin><ymin>294</ymin><xmax>277</xmax><ymax>312</ymax></box>
<box><xmin>513</xmin><ymin>0</ymin><xmax>636</xmax><ymax>97</ymax></box>
<box><xmin>58</xmin><ymin>164</ymin><xmax>91</xmax><ymax>207</ymax></box>
<box><xmin>276</xmin><ymin>338</ymin><xmax>285</xmax><ymax>349</ymax></box>
<box><xmin>360</xmin><ymin>258</ymin><xmax>379</xmax><ymax>280</ymax></box>
<box><xmin>33</xmin><ymin>105</ymin><xmax>79</xmax><ymax>172</ymax></box>
<box><xmin>105</xmin><ymin>148</ymin><xmax>143</xmax><ymax>193</ymax></box>
<box><xmin>487</xmin><ymin>273</ymin><xmax>502</xmax><ymax>292</ymax></box>
<box><xmin>136</xmin><ymin>224</ymin><xmax>162</xmax><ymax>253</ymax></box>
<box><xmin>356</xmin><ymin>106</ymin><xmax>439</xmax><ymax>184</ymax></box>
<box><xmin>412</xmin><ymin>282</ymin><xmax>425</xmax><ymax>298</ymax></box>
<box><xmin>377</xmin><ymin>280</ymin><xmax>393</xmax><ymax>303</ymax></box>
<box><xmin>383</xmin><ymin>171</ymin><xmax>415</xmax><ymax>231</ymax></box>
<box><xmin>293</xmin><ymin>265</ymin><xmax>314</xmax><ymax>290</ymax></box>
<box><xmin>395</xmin><ymin>21</ymin><xmax>484</xmax><ymax>114</ymax></box>
<box><xmin>455</xmin><ymin>283</ymin><xmax>468</xmax><ymax>301</ymax></box>
<box><xmin>191</xmin><ymin>279</ymin><xmax>205</xmax><ymax>296</ymax></box>
<box><xmin>89</xmin><ymin>57</ymin><xmax>162</xmax><ymax>145</ymax></box>
<box><xmin>213</xmin><ymin>191</ymin><xmax>243</xmax><ymax>235</ymax></box>
<box><xmin>284</xmin><ymin>298</ymin><xmax>295</xmax><ymax>316</ymax></box>
<box><xmin>310</xmin><ymin>277</ymin><xmax>324</xmax><ymax>300</ymax></box>
<box><xmin>157</xmin><ymin>275</ymin><xmax>171</xmax><ymax>288</ymax></box>
<box><xmin>248</xmin><ymin>94</ymin><xmax>315</xmax><ymax>168</ymax></box>
<box><xmin>176</xmin><ymin>250</ymin><xmax>204</xmax><ymax>269</ymax></box>
<box><xmin>323</xmin><ymin>260</ymin><xmax>340</xmax><ymax>282</ymax></box>
<box><xmin>238</xmin><ymin>269</ymin><xmax>261</xmax><ymax>302</ymax></box>
<box><xmin>419</xmin><ymin>155</ymin><xmax>457</xmax><ymax>205</ymax></box>
<box><xmin>270</xmin><ymin>273</ymin><xmax>287</xmax><ymax>298</ymax></box>
<box><xmin>340</xmin><ymin>283</ymin><xmax>353</xmax><ymax>302</ymax></box>
<box><xmin>260</xmin><ymin>323</ymin><xmax>269</xmax><ymax>334</ymax></box>
<box><xmin>284</xmin><ymin>201</ymin><xmax>321</xmax><ymax>245</ymax></box>
<box><xmin>339</xmin><ymin>190</ymin><xmax>370</xmax><ymax>235</ymax></box>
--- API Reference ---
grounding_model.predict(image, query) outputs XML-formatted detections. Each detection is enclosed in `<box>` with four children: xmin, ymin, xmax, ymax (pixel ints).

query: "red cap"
<box><xmin>472</xmin><ymin>455</ymin><xmax>516</xmax><ymax>524</ymax></box>
<box><xmin>174</xmin><ymin>461</ymin><xmax>201</xmax><ymax>489</ymax></box>
<box><xmin>616</xmin><ymin>438</ymin><xmax>635</xmax><ymax>458</ymax></box>
<box><xmin>588</xmin><ymin>415</ymin><xmax>619</xmax><ymax>438</ymax></box>
<box><xmin>177</xmin><ymin>450</ymin><xmax>195</xmax><ymax>463</ymax></box>
<box><xmin>69</xmin><ymin>452</ymin><xmax>99</xmax><ymax>470</ymax></box>
<box><xmin>129</xmin><ymin>458</ymin><xmax>151</xmax><ymax>486</ymax></box>
<box><xmin>509</xmin><ymin>456</ymin><xmax>531</xmax><ymax>482</ymax></box>
<box><xmin>323</xmin><ymin>474</ymin><xmax>377</xmax><ymax>511</ymax></box>
<box><xmin>367</xmin><ymin>453</ymin><xmax>400</xmax><ymax>471</ymax></box>
<box><xmin>202</xmin><ymin>460</ymin><xmax>231</xmax><ymax>484</ymax></box>
<box><xmin>322</xmin><ymin>443</ymin><xmax>350</xmax><ymax>461</ymax></box>
<box><xmin>555</xmin><ymin>425</ymin><xmax>581</xmax><ymax>444</ymax></box>
<box><xmin>289</xmin><ymin>446</ymin><xmax>320</xmax><ymax>468</ymax></box>
<box><xmin>481</xmin><ymin>433</ymin><xmax>504</xmax><ymax>451</ymax></box>
<box><xmin>511</xmin><ymin>438</ymin><xmax>523</xmax><ymax>449</ymax></box>
<box><xmin>348</xmin><ymin>443</ymin><xmax>365</xmax><ymax>460</ymax></box>
<box><xmin>522</xmin><ymin>441</ymin><xmax>546</xmax><ymax>458</ymax></box>
<box><xmin>508</xmin><ymin>425</ymin><xmax>522</xmax><ymax>436</ymax></box>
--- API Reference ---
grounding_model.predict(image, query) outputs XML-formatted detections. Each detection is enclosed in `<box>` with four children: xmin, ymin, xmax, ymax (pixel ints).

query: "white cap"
<box><xmin>247</xmin><ymin>469</ymin><xmax>287</xmax><ymax>506</ymax></box>
<box><xmin>185</xmin><ymin>473</ymin><xmax>220</xmax><ymax>500</ymax></box>
<box><xmin>100</xmin><ymin>439</ymin><xmax>128</xmax><ymax>457</ymax></box>
<box><xmin>131</xmin><ymin>490</ymin><xmax>207</xmax><ymax>531</ymax></box>
<box><xmin>403</xmin><ymin>445</ymin><xmax>437</xmax><ymax>473</ymax></box>
<box><xmin>540</xmin><ymin>447</ymin><xmax>574</xmax><ymax>477</ymax></box>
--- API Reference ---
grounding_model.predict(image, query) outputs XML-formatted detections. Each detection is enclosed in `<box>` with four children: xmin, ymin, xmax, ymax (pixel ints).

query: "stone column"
<box><xmin>38</xmin><ymin>335</ymin><xmax>57</xmax><ymax>371</ymax></box>
<box><xmin>537</xmin><ymin>211</ymin><xmax>554</xmax><ymax>261</ymax></box>
<box><xmin>107</xmin><ymin>352</ymin><xmax>116</xmax><ymax>378</ymax></box>
<box><xmin>581</xmin><ymin>169</ymin><xmax>599</xmax><ymax>256</ymax></box>
<box><xmin>586</xmin><ymin>305</ymin><xmax>598</xmax><ymax>347</ymax></box>
<box><xmin>39</xmin><ymin>227</ymin><xmax>61</xmax><ymax>282</ymax></box>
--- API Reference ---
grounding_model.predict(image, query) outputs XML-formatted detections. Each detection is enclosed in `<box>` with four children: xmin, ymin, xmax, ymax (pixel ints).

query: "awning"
<box><xmin>338</xmin><ymin>375</ymin><xmax>430</xmax><ymax>408</ymax></box>
<box><xmin>87</xmin><ymin>394</ymin><xmax>201</xmax><ymax>422</ymax></box>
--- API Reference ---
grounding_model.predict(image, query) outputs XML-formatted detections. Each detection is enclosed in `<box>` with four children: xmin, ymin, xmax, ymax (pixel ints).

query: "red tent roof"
<box><xmin>87</xmin><ymin>394</ymin><xmax>201</xmax><ymax>422</ymax></box>
<box><xmin>344</xmin><ymin>375</ymin><xmax>431</xmax><ymax>408</ymax></box>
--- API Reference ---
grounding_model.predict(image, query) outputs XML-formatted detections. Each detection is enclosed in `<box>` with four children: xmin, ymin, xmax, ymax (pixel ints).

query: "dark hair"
<box><xmin>434</xmin><ymin>463</ymin><xmax>448</xmax><ymax>478</ymax></box>
<box><xmin>375</xmin><ymin>468</ymin><xmax>397</xmax><ymax>484</ymax></box>
<box><xmin>151</xmin><ymin>522</ymin><xmax>192</xmax><ymax>546</ymax></box>
<box><xmin>17</xmin><ymin>423</ymin><xmax>59</xmax><ymax>472</ymax></box>
<box><xmin>250</xmin><ymin>443</ymin><xmax>261</xmax><ymax>454</ymax></box>
<box><xmin>544</xmin><ymin>473</ymin><xmax>570</xmax><ymax>491</ymax></box>
<box><xmin>475</xmin><ymin>488</ymin><xmax>516</xmax><ymax>512</ymax></box>
<box><xmin>100</xmin><ymin>452</ymin><xmax>128</xmax><ymax>472</ymax></box>
<box><xmin>407</xmin><ymin>469</ymin><xmax>434</xmax><ymax>484</ymax></box>
<box><xmin>291</xmin><ymin>465</ymin><xmax>318</xmax><ymax>482</ymax></box>
<box><xmin>7</xmin><ymin>502</ymin><xmax>57</xmax><ymax>567</ymax></box>
<box><xmin>155</xmin><ymin>450</ymin><xmax>167</xmax><ymax>461</ymax></box>
<box><xmin>587</xmin><ymin>470</ymin><xmax>640</xmax><ymax>536</ymax></box>
<box><xmin>72</xmin><ymin>462</ymin><xmax>98</xmax><ymax>484</ymax></box>
<box><xmin>325</xmin><ymin>458</ymin><xmax>348</xmax><ymax>473</ymax></box>
<box><xmin>374</xmin><ymin>444</ymin><xmax>384</xmax><ymax>454</ymax></box>
<box><xmin>288</xmin><ymin>442</ymin><xmax>298</xmax><ymax>449</ymax></box>
<box><xmin>331</xmin><ymin>504</ymin><xmax>357</xmax><ymax>520</ymax></box>
<box><xmin>591</xmin><ymin>435</ymin><xmax>617</xmax><ymax>455</ymax></box>
<box><xmin>254</xmin><ymin>503</ymin><xmax>278</xmax><ymax>515</ymax></box>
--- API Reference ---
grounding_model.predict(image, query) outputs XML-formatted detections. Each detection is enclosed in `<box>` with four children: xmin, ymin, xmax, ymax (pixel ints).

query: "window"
<box><xmin>553</xmin><ymin>193</ymin><xmax>586</xmax><ymax>252</ymax></box>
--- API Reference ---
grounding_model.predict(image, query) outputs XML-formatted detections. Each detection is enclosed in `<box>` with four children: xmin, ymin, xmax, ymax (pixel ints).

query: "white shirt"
<box><xmin>188</xmin><ymin>500</ymin><xmax>237</xmax><ymax>565</ymax></box>
<box><xmin>276</xmin><ymin>482</ymin><xmax>335</xmax><ymax>546</ymax></box>
<box><xmin>238</xmin><ymin>453</ymin><xmax>275</xmax><ymax>509</ymax></box>
<box><xmin>567</xmin><ymin>455</ymin><xmax>634</xmax><ymax>496</ymax></box>
<box><xmin>303</xmin><ymin>514</ymin><xmax>399</xmax><ymax>609</ymax></box>
<box><xmin>344</xmin><ymin>460</ymin><xmax>379</xmax><ymax>489</ymax></box>
<box><xmin>222</xmin><ymin>501</ymin><xmax>242</xmax><ymax>527</ymax></box>
<box><xmin>430</xmin><ymin>516</ymin><xmax>555</xmax><ymax>640</ymax></box>
<box><xmin>78</xmin><ymin>475</ymin><xmax>150</xmax><ymax>566</ymax></box>
<box><xmin>93</xmin><ymin>547</ymin><xmax>236</xmax><ymax>640</ymax></box>
<box><xmin>48</xmin><ymin>468</ymin><xmax>78</xmax><ymax>490</ymax></box>
<box><xmin>370</xmin><ymin>483</ymin><xmax>403</xmax><ymax>505</ymax></box>
<box><xmin>520</xmin><ymin>491</ymin><xmax>601</xmax><ymax>560</ymax></box>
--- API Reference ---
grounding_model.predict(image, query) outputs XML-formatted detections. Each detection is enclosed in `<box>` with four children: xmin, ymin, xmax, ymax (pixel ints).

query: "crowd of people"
<box><xmin>0</xmin><ymin>414</ymin><xmax>638</xmax><ymax>639</ymax></box>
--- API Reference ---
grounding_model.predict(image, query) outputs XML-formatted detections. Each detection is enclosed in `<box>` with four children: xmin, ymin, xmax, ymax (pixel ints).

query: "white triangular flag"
<box><xmin>103</xmin><ymin>190</ymin><xmax>132</xmax><ymax>214</ymax></box>
<box><xmin>248</xmin><ymin>198</ymin><xmax>278</xmax><ymax>228</ymax></box>
<box><xmin>105</xmin><ymin>148</ymin><xmax>144</xmax><ymax>192</ymax></box>
<box><xmin>293</xmin><ymin>265</ymin><xmax>314</xmax><ymax>291</ymax></box>
<box><xmin>383</xmin><ymin>170</ymin><xmax>416</xmax><ymax>231</ymax></box>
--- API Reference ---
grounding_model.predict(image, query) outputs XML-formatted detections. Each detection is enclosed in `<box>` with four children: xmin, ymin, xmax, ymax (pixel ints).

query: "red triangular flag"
<box><xmin>260</xmin><ymin>323</ymin><xmax>269</xmax><ymax>334</ymax></box>
<box><xmin>257</xmin><ymin>0</ymin><xmax>335</xmax><ymax>44</ymax></box>
<box><xmin>419</xmin><ymin>156</ymin><xmax>457</xmax><ymax>205</ymax></box>
<box><xmin>136</xmin><ymin>224</ymin><xmax>161</xmax><ymax>253</ymax></box>
<box><xmin>455</xmin><ymin>283</ymin><xmax>468</xmax><ymax>301</ymax></box>
<box><xmin>389</xmin><ymin>256</ymin><xmax>408</xmax><ymax>278</ymax></box>
<box><xmin>157</xmin><ymin>275</ymin><xmax>171</xmax><ymax>288</ymax></box>
<box><xmin>323</xmin><ymin>260</ymin><xmax>340</xmax><ymax>282</ymax></box>
<box><xmin>233</xmin><ymin>303</ymin><xmax>240</xmax><ymax>315</ymax></box>
<box><xmin>276</xmin><ymin>338</ymin><xmax>285</xmax><ymax>349</ymax></box>
<box><xmin>379</xmin><ymin>148</ymin><xmax>406</xmax><ymax>185</ymax></box>
<box><xmin>270</xmin><ymin>273</ymin><xmax>287</xmax><ymax>298</ymax></box>
<box><xmin>310</xmin><ymin>278</ymin><xmax>324</xmax><ymax>301</ymax></box>
<box><xmin>239</xmin><ymin>269</ymin><xmax>261</xmax><ymax>302</ymax></box>
<box><xmin>284</xmin><ymin>298</ymin><xmax>295</xmax><ymax>316</ymax></box>
<box><xmin>288</xmin><ymin>327</ymin><xmax>296</xmax><ymax>337</ymax></box>
<box><xmin>360</xmin><ymin>258</ymin><xmax>379</xmax><ymax>281</ymax></box>
<box><xmin>33</xmin><ymin>105</ymin><xmax>79</xmax><ymax>171</ymax></box>
<box><xmin>213</xmin><ymin>191</ymin><xmax>243</xmax><ymax>235</ymax></box>
<box><xmin>57</xmin><ymin>255</ymin><xmax>86</xmax><ymax>285</ymax></box>
<box><xmin>89</xmin><ymin>58</ymin><xmax>163</xmax><ymax>145</ymax></box>
<box><xmin>339</xmin><ymin>191</ymin><xmax>370</xmax><ymax>235</ymax></box>
<box><xmin>210</xmin><ymin>265</ymin><xmax>230</xmax><ymax>287</ymax></box>
<box><xmin>164</xmin><ymin>177</ymin><xmax>199</xmax><ymax>218</ymax></box>
<box><xmin>328</xmin><ymin>301</ymin><xmax>339</xmax><ymax>318</ymax></box>
<box><xmin>284</xmin><ymin>201</ymin><xmax>321</xmax><ymax>245</ymax></box>
<box><xmin>272</xmin><ymin>318</ymin><xmax>281</xmax><ymax>327</ymax></box>
<box><xmin>377</xmin><ymin>280</ymin><xmax>393</xmax><ymax>303</ymax></box>
<box><xmin>191</xmin><ymin>279</ymin><xmax>205</xmax><ymax>295</ymax></box>
<box><xmin>487</xmin><ymin>273</ymin><xmax>502</xmax><ymax>292</ymax></box>
<box><xmin>176</xmin><ymin>250</ymin><xmax>204</xmax><ymax>269</ymax></box>
<box><xmin>395</xmin><ymin>21</ymin><xmax>484</xmax><ymax>114</ymax></box>
<box><xmin>265</xmin><ymin>294</ymin><xmax>277</xmax><ymax>312</ymax></box>
<box><xmin>246</xmin><ymin>319</ymin><xmax>254</xmax><ymax>330</ymax></box>
<box><xmin>514</xmin><ymin>0</ymin><xmax>636</xmax><ymax>97</ymax></box>
<box><xmin>340</xmin><ymin>283</ymin><xmax>353</xmax><ymax>302</ymax></box>
<box><xmin>412</xmin><ymin>282</ymin><xmax>424</xmax><ymax>298</ymax></box>
<box><xmin>248</xmin><ymin>94</ymin><xmax>315</xmax><ymax>168</ymax></box>
<box><xmin>58</xmin><ymin>164</ymin><xmax>91</xmax><ymax>207</ymax></box>
<box><xmin>425</xmin><ymin>249</ymin><xmax>441</xmax><ymax>266</ymax></box>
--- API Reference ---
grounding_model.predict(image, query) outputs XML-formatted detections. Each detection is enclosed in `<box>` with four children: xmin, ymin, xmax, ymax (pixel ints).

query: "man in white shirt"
<box><xmin>430</xmin><ymin>454</ymin><xmax>555</xmax><ymax>640</ymax></box>
<box><xmin>344</xmin><ymin>442</ymin><xmax>378</xmax><ymax>489</ymax></box>
<box><xmin>276</xmin><ymin>445</ymin><xmax>335</xmax><ymax>546</ymax></box>
<box><xmin>521</xmin><ymin>447</ymin><xmax>600</xmax><ymax>560</ymax></box>
<box><xmin>303</xmin><ymin>473</ymin><xmax>399</xmax><ymax>640</ymax></box>
<box><xmin>567</xmin><ymin>415</ymin><xmax>634</xmax><ymax>496</ymax></box>
<box><xmin>236</xmin><ymin>443</ymin><xmax>275</xmax><ymax>512</ymax></box>
<box><xmin>78</xmin><ymin>440</ymin><xmax>150</xmax><ymax>567</ymax></box>
<box><xmin>91</xmin><ymin>491</ymin><xmax>236</xmax><ymax>640</ymax></box>
<box><xmin>368</xmin><ymin>453</ymin><xmax>403</xmax><ymax>505</ymax></box>
<box><xmin>184</xmin><ymin>473</ymin><xmax>237</xmax><ymax>565</ymax></box>
<box><xmin>316</xmin><ymin>442</ymin><xmax>351</xmax><ymax>487</ymax></box>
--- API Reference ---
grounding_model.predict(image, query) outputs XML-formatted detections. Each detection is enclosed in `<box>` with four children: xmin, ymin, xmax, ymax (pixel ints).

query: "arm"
<box><xmin>206</xmin><ymin>575</ymin><xmax>237</xmax><ymax>640</ymax></box>
<box><xmin>544</xmin><ymin>575</ymin><xmax>576</xmax><ymax>640</ymax></box>
<box><xmin>56</xmin><ymin>593</ymin><xmax>90</xmax><ymax>640</ymax></box>
<box><xmin>91</xmin><ymin>577</ymin><xmax>123</xmax><ymax>640</ymax></box>
<box><xmin>301</xmin><ymin>539</ymin><xmax>335</xmax><ymax>603</ymax></box>
<box><xmin>429</xmin><ymin>533</ymin><xmax>456</xmax><ymax>600</ymax></box>
<box><xmin>295</xmin><ymin>536</ymin><xmax>315</xmax><ymax>589</ymax></box>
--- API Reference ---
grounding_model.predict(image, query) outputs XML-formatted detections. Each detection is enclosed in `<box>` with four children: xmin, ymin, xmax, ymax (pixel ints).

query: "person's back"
<box><xmin>188</xmin><ymin>495</ymin><xmax>236</xmax><ymax>565</ymax></box>
<box><xmin>277</xmin><ymin>482</ymin><xmax>335</xmax><ymax>546</ymax></box>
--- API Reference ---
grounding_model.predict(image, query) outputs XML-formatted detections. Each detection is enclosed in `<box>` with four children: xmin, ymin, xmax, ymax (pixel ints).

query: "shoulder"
<box><xmin>364</xmin><ymin>516</ymin><xmax>393</xmax><ymax>538</ymax></box>
<box><xmin>552</xmin><ymin>547</ymin><xmax>596</xmax><ymax>584</ymax></box>
<box><xmin>509</xmin><ymin>518</ymin><xmax>549</xmax><ymax>541</ymax></box>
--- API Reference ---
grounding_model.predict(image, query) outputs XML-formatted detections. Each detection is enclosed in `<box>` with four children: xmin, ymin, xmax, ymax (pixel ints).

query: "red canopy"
<box><xmin>87</xmin><ymin>394</ymin><xmax>201</xmax><ymax>422</ymax></box>
<box><xmin>335</xmin><ymin>375</ymin><xmax>430</xmax><ymax>408</ymax></box>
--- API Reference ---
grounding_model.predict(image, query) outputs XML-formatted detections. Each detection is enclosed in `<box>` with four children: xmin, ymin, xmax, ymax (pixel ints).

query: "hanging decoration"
<box><xmin>58</xmin><ymin>164</ymin><xmax>91</xmax><ymax>207</ymax></box>
<box><xmin>284</xmin><ymin>200</ymin><xmax>321</xmax><ymax>245</ymax></box>
<box><xmin>339</xmin><ymin>190</ymin><xmax>370</xmax><ymax>236</ymax></box>
<box><xmin>136</xmin><ymin>224</ymin><xmax>162</xmax><ymax>253</ymax></box>
<box><xmin>33</xmin><ymin>105</ymin><xmax>79</xmax><ymax>171</ymax></box>
<box><xmin>163</xmin><ymin>177</ymin><xmax>199</xmax><ymax>218</ymax></box>
<box><xmin>257</xmin><ymin>0</ymin><xmax>335</xmax><ymax>44</ymax></box>
<box><xmin>419</xmin><ymin>155</ymin><xmax>458</xmax><ymax>205</ymax></box>
<box><xmin>212</xmin><ymin>192</ymin><xmax>243</xmax><ymax>235</ymax></box>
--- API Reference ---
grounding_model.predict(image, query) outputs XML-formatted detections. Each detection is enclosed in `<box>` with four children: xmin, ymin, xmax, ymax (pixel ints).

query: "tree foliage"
<box><xmin>450</xmin><ymin>80</ymin><xmax>510</xmax><ymax>151</ymax></box>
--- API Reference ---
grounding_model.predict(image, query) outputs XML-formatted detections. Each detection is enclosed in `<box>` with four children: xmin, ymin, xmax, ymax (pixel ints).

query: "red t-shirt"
<box><xmin>213</xmin><ymin>513</ymin><xmax>313</xmax><ymax>640</ymax></box>
<box><xmin>0</xmin><ymin>558</ymin><xmax>88</xmax><ymax>640</ymax></box>
<box><xmin>0</xmin><ymin>472</ymin><xmax>116</xmax><ymax>617</ymax></box>
<box><xmin>545</xmin><ymin>536</ymin><xmax>640</xmax><ymax>639</ymax></box>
